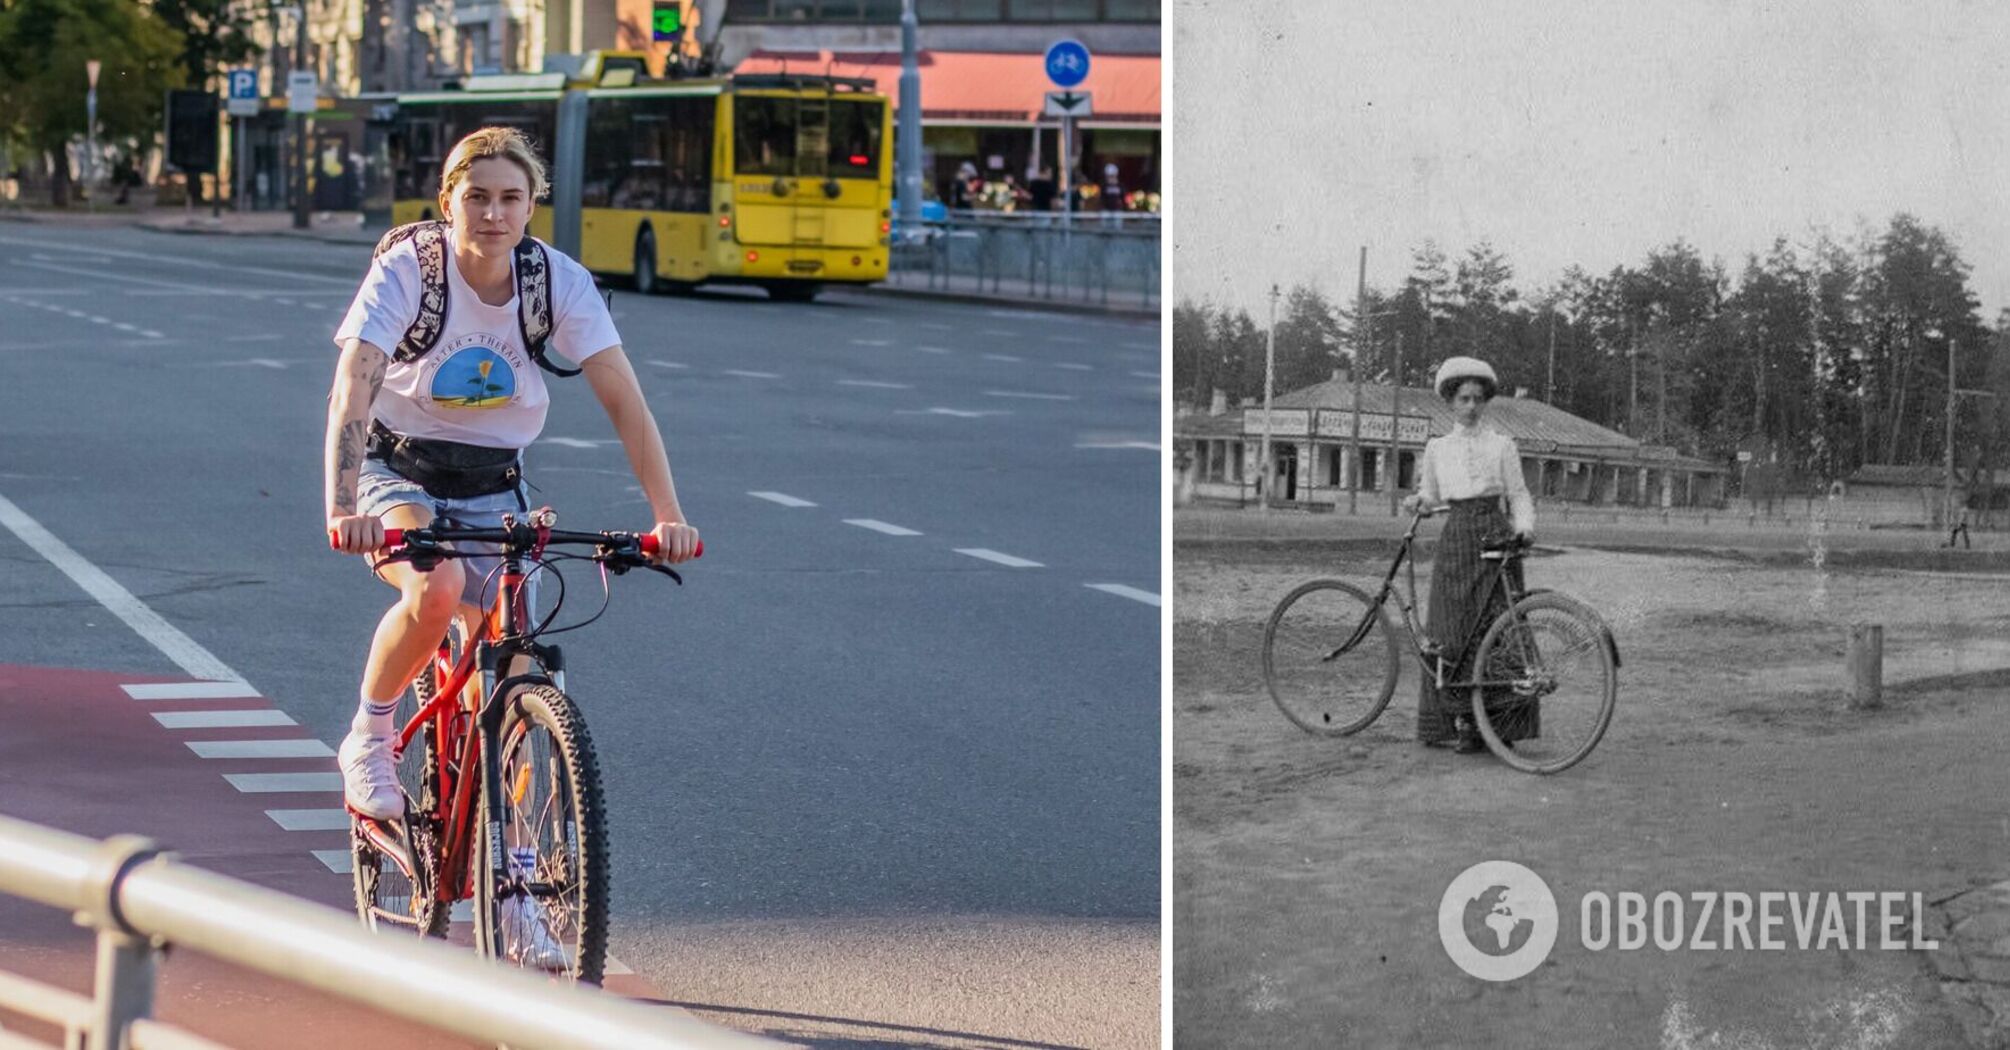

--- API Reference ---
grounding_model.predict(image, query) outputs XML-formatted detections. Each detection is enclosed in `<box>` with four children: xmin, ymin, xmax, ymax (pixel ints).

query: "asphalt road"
<box><xmin>0</xmin><ymin>221</ymin><xmax>1161</xmax><ymax>1048</ymax></box>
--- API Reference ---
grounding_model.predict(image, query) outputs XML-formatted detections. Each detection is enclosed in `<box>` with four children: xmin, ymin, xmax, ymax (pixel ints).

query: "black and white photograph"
<box><xmin>1173</xmin><ymin>1</ymin><xmax>2010</xmax><ymax>1045</ymax></box>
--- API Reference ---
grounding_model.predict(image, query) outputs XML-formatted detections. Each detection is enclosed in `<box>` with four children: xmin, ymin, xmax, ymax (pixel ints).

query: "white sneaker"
<box><xmin>338</xmin><ymin>730</ymin><xmax>402</xmax><ymax>821</ymax></box>
<box><xmin>502</xmin><ymin>895</ymin><xmax>570</xmax><ymax>971</ymax></box>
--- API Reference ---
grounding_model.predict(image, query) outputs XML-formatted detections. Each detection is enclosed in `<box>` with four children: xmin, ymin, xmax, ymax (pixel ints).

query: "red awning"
<box><xmin>733</xmin><ymin>49</ymin><xmax>1159</xmax><ymax>127</ymax></box>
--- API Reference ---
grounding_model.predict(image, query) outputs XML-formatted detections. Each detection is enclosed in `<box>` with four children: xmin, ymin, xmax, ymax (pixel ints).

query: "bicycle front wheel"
<box><xmin>474</xmin><ymin>683</ymin><xmax>609</xmax><ymax>983</ymax></box>
<box><xmin>1470</xmin><ymin>593</ymin><xmax>1617</xmax><ymax>774</ymax></box>
<box><xmin>1261</xmin><ymin>580</ymin><xmax>1401</xmax><ymax>736</ymax></box>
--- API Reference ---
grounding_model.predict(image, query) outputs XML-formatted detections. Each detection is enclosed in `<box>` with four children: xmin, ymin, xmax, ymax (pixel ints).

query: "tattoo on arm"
<box><xmin>332</xmin><ymin>418</ymin><xmax>367</xmax><ymax>516</ymax></box>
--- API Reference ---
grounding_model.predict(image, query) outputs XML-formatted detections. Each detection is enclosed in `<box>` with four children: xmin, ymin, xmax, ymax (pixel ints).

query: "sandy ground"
<box><xmin>1173</xmin><ymin>515</ymin><xmax>2010</xmax><ymax>1048</ymax></box>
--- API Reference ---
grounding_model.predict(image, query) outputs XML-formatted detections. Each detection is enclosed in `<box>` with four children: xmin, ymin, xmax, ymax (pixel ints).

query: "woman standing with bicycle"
<box><xmin>1401</xmin><ymin>357</ymin><xmax>1536</xmax><ymax>754</ymax></box>
<box><xmin>324</xmin><ymin>126</ymin><xmax>700</xmax><ymax>822</ymax></box>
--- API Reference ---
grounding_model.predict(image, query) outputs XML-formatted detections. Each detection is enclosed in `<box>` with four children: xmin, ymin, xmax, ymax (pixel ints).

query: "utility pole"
<box><xmin>1389</xmin><ymin>330</ymin><xmax>1403</xmax><ymax>517</ymax></box>
<box><xmin>1350</xmin><ymin>246</ymin><xmax>1366</xmax><ymax>515</ymax></box>
<box><xmin>1658</xmin><ymin>322</ymin><xmax>1668</xmax><ymax>445</ymax></box>
<box><xmin>1261</xmin><ymin>283</ymin><xmax>1279</xmax><ymax>514</ymax></box>
<box><xmin>1946</xmin><ymin>337</ymin><xmax>1957</xmax><ymax>530</ymax></box>
<box><xmin>896</xmin><ymin>0</ymin><xmax>922</xmax><ymax>235</ymax></box>
<box><xmin>1627</xmin><ymin>317</ymin><xmax>1639</xmax><ymax>437</ymax></box>
<box><xmin>293</xmin><ymin>0</ymin><xmax>311</xmax><ymax>230</ymax></box>
<box><xmin>1547</xmin><ymin>310</ymin><xmax>1556</xmax><ymax>403</ymax></box>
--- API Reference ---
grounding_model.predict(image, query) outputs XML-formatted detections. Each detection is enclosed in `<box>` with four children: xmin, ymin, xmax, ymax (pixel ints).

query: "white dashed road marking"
<box><xmin>1076</xmin><ymin>440</ymin><xmax>1160</xmax><ymax>450</ymax></box>
<box><xmin>224</xmin><ymin>773</ymin><xmax>344</xmax><ymax>793</ymax></box>
<box><xmin>849</xmin><ymin>339</ymin><xmax>892</xmax><ymax>347</ymax></box>
<box><xmin>749</xmin><ymin>491</ymin><xmax>818</xmax><ymax>507</ymax></box>
<box><xmin>313</xmin><ymin>850</ymin><xmax>353</xmax><ymax>874</ymax></box>
<box><xmin>646</xmin><ymin>359</ymin><xmax>688</xmax><ymax>369</ymax></box>
<box><xmin>837</xmin><ymin>380</ymin><xmax>913</xmax><ymax>389</ymax></box>
<box><xmin>1131</xmin><ymin>371</ymin><xmax>1157</xmax><ymax>379</ymax></box>
<box><xmin>1085</xmin><ymin>583</ymin><xmax>1160</xmax><ymax>606</ymax></box>
<box><xmin>1056</xmin><ymin>363</ymin><xmax>1093</xmax><ymax>371</ymax></box>
<box><xmin>982</xmin><ymin>353</ymin><xmax>1024</xmax><ymax>363</ymax></box>
<box><xmin>723</xmin><ymin>369</ymin><xmax>781</xmax><ymax>379</ymax></box>
<box><xmin>985</xmin><ymin>391</ymin><xmax>1075</xmax><ymax>401</ymax></box>
<box><xmin>914</xmin><ymin>346</ymin><xmax>952</xmax><ymax>354</ymax></box>
<box><xmin>899</xmin><ymin>408</ymin><xmax>1008</xmax><ymax>418</ymax></box>
<box><xmin>979</xmin><ymin>329</ymin><xmax>1016</xmax><ymax>337</ymax></box>
<box><xmin>541</xmin><ymin>437</ymin><xmax>605</xmax><ymax>448</ymax></box>
<box><xmin>955</xmin><ymin>548</ymin><xmax>1044</xmax><ymax>568</ymax></box>
<box><xmin>123</xmin><ymin>682</ymin><xmax>260</xmax><ymax>700</ymax></box>
<box><xmin>153</xmin><ymin>710</ymin><xmax>298</xmax><ymax>729</ymax></box>
<box><xmin>266</xmin><ymin>809</ymin><xmax>350</xmax><ymax>831</ymax></box>
<box><xmin>844</xmin><ymin>519</ymin><xmax>922</xmax><ymax>536</ymax></box>
<box><xmin>188</xmin><ymin>739</ymin><xmax>335</xmax><ymax>760</ymax></box>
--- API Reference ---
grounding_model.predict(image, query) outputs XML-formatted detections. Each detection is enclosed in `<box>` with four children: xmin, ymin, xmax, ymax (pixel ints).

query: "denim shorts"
<box><xmin>356</xmin><ymin>456</ymin><xmax>536</xmax><ymax>611</ymax></box>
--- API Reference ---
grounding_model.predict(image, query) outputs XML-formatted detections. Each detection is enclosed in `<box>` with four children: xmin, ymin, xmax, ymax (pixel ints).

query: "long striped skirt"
<box><xmin>1415</xmin><ymin>497</ymin><xmax>1537</xmax><ymax>743</ymax></box>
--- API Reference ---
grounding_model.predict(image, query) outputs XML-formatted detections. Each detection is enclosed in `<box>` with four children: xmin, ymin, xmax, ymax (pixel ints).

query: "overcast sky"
<box><xmin>1172</xmin><ymin>0</ymin><xmax>2010</xmax><ymax>321</ymax></box>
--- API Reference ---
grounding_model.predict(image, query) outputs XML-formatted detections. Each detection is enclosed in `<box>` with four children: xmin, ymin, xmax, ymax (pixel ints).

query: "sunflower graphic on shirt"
<box><xmin>430</xmin><ymin>345</ymin><xmax>516</xmax><ymax>409</ymax></box>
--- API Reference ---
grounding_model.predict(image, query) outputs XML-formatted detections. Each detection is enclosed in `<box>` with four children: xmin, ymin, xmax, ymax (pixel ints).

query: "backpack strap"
<box><xmin>371</xmin><ymin>220</ymin><xmax>449</xmax><ymax>363</ymax></box>
<box><xmin>513</xmin><ymin>237</ymin><xmax>579</xmax><ymax>378</ymax></box>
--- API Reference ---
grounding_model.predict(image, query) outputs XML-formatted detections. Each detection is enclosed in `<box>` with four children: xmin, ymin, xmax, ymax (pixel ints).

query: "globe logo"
<box><xmin>1438</xmin><ymin>861</ymin><xmax>1559</xmax><ymax>981</ymax></box>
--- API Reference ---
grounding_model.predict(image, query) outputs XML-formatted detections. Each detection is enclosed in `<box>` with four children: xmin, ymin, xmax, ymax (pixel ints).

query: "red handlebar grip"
<box><xmin>637</xmin><ymin>534</ymin><xmax>703</xmax><ymax>558</ymax></box>
<box><xmin>382</xmin><ymin>528</ymin><xmax>404</xmax><ymax>548</ymax></box>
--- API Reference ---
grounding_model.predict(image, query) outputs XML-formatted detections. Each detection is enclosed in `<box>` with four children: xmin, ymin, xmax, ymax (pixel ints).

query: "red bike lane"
<box><xmin>0</xmin><ymin>661</ymin><xmax>663</xmax><ymax>1050</ymax></box>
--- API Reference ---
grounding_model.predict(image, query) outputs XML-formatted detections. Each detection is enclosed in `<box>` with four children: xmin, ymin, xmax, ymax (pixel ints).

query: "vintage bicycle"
<box><xmin>339</xmin><ymin>508</ymin><xmax>697</xmax><ymax>981</ymax></box>
<box><xmin>1259</xmin><ymin>508</ymin><xmax>1618</xmax><ymax>774</ymax></box>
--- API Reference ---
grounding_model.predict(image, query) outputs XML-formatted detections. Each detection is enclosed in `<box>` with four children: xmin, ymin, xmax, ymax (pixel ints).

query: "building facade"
<box><xmin>1176</xmin><ymin>374</ymin><xmax>1729</xmax><ymax>511</ymax></box>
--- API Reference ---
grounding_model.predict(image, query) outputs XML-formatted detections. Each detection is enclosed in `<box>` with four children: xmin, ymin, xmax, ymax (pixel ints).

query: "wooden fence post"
<box><xmin>1848</xmin><ymin>624</ymin><xmax>1883</xmax><ymax>709</ymax></box>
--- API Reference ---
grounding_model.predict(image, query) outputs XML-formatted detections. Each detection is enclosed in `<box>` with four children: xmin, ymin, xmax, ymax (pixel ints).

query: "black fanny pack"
<box><xmin>367</xmin><ymin>422</ymin><xmax>523</xmax><ymax>501</ymax></box>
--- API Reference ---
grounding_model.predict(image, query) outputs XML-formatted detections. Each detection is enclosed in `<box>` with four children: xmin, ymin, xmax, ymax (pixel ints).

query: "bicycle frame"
<box><xmin>1363</xmin><ymin>513</ymin><xmax>1537</xmax><ymax>693</ymax></box>
<box><xmin>389</xmin><ymin>544</ymin><xmax>562</xmax><ymax>908</ymax></box>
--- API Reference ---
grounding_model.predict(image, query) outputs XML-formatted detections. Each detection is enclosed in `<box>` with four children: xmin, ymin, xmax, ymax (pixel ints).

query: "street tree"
<box><xmin>0</xmin><ymin>0</ymin><xmax>184</xmax><ymax>205</ymax></box>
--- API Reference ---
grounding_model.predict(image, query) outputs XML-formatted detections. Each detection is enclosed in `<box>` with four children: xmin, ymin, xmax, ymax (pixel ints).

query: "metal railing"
<box><xmin>0</xmin><ymin>813</ymin><xmax>777</xmax><ymax>1050</ymax></box>
<box><xmin>886</xmin><ymin>211</ymin><xmax>1160</xmax><ymax>311</ymax></box>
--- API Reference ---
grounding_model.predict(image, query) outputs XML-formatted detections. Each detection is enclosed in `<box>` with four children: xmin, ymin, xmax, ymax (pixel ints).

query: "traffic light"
<box><xmin>164</xmin><ymin>90</ymin><xmax>219</xmax><ymax>173</ymax></box>
<box><xmin>651</xmin><ymin>0</ymin><xmax>683</xmax><ymax>41</ymax></box>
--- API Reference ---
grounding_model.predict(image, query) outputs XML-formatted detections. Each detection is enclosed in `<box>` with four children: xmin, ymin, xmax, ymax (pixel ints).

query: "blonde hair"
<box><xmin>438</xmin><ymin>126</ymin><xmax>549</xmax><ymax>202</ymax></box>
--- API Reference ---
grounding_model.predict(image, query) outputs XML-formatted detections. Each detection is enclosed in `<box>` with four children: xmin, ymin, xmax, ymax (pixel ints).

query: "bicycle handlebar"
<box><xmin>333</xmin><ymin>524</ymin><xmax>701</xmax><ymax>560</ymax></box>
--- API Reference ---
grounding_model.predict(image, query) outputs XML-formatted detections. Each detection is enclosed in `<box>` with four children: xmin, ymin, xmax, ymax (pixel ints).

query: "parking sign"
<box><xmin>226</xmin><ymin>69</ymin><xmax>258</xmax><ymax>117</ymax></box>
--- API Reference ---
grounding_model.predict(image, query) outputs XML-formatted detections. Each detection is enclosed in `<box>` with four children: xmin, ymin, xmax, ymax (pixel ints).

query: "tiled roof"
<box><xmin>1273</xmin><ymin>377</ymin><xmax>1639</xmax><ymax>452</ymax></box>
<box><xmin>1181</xmin><ymin>376</ymin><xmax>1726</xmax><ymax>474</ymax></box>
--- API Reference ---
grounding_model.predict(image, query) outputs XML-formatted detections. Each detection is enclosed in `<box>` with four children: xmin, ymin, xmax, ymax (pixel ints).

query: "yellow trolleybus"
<box><xmin>385</xmin><ymin>54</ymin><xmax>892</xmax><ymax>302</ymax></box>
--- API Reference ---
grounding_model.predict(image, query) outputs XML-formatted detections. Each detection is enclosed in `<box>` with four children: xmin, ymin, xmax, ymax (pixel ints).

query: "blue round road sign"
<box><xmin>1044</xmin><ymin>39</ymin><xmax>1091</xmax><ymax>89</ymax></box>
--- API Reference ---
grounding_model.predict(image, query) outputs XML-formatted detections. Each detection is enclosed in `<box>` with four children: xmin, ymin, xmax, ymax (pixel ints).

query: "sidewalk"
<box><xmin>3</xmin><ymin>206</ymin><xmax>1160</xmax><ymax>317</ymax></box>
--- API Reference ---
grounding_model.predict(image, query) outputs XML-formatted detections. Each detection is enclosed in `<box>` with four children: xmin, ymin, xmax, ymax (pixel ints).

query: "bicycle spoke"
<box><xmin>1263</xmin><ymin>581</ymin><xmax>1401</xmax><ymax>737</ymax></box>
<box><xmin>1472</xmin><ymin>597</ymin><xmax>1616</xmax><ymax>774</ymax></box>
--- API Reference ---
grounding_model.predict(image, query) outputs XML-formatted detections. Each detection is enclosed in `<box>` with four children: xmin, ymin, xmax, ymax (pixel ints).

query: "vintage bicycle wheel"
<box><xmin>1261</xmin><ymin>579</ymin><xmax>1402</xmax><ymax>737</ymax></box>
<box><xmin>474</xmin><ymin>682</ymin><xmax>609</xmax><ymax>983</ymax></box>
<box><xmin>351</xmin><ymin>670</ymin><xmax>449</xmax><ymax>937</ymax></box>
<box><xmin>1470</xmin><ymin>592</ymin><xmax>1617</xmax><ymax>774</ymax></box>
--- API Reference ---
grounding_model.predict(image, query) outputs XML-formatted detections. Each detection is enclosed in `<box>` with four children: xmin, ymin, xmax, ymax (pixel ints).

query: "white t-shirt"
<box><xmin>334</xmin><ymin>238</ymin><xmax>620</xmax><ymax>450</ymax></box>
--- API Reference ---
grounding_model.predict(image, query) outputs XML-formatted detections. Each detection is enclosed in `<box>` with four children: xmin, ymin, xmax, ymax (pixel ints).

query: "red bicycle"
<box><xmin>341</xmin><ymin>507</ymin><xmax>697</xmax><ymax>982</ymax></box>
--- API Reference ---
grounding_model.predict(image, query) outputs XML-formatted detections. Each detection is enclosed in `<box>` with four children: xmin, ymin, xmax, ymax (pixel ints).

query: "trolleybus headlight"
<box><xmin>717</xmin><ymin>214</ymin><xmax>730</xmax><ymax>227</ymax></box>
<box><xmin>746</xmin><ymin>250</ymin><xmax>759</xmax><ymax>263</ymax></box>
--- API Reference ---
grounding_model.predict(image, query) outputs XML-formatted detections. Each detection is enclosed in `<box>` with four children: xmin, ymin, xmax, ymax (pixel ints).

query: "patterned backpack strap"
<box><xmin>514</xmin><ymin>238</ymin><xmax>579</xmax><ymax>378</ymax></box>
<box><xmin>372</xmin><ymin>220</ymin><xmax>449</xmax><ymax>363</ymax></box>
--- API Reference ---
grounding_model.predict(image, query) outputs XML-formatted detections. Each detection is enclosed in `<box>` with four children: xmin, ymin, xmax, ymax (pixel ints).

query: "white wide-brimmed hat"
<box><xmin>1434</xmin><ymin>356</ymin><xmax>1499</xmax><ymax>398</ymax></box>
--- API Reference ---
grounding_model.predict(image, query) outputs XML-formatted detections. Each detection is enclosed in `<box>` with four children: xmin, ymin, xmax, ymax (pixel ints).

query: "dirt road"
<box><xmin>1173</xmin><ymin>522</ymin><xmax>2010</xmax><ymax>1048</ymax></box>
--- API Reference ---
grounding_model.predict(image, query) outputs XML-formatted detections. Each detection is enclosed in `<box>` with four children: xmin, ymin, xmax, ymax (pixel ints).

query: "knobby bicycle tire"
<box><xmin>351</xmin><ymin>670</ymin><xmax>450</xmax><ymax>937</ymax></box>
<box><xmin>1469</xmin><ymin>592</ymin><xmax>1617</xmax><ymax>774</ymax></box>
<box><xmin>1261</xmin><ymin>579</ymin><xmax>1401</xmax><ymax>737</ymax></box>
<box><xmin>473</xmin><ymin>682</ymin><xmax>609</xmax><ymax>984</ymax></box>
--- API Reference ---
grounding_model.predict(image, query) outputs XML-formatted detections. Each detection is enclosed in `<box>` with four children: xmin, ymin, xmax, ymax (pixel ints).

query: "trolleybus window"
<box><xmin>827</xmin><ymin>99</ymin><xmax>884</xmax><ymax>178</ymax></box>
<box><xmin>734</xmin><ymin>97</ymin><xmax>796</xmax><ymax>175</ymax></box>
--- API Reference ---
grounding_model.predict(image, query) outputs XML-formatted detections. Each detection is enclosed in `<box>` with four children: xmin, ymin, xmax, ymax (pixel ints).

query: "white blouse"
<box><xmin>1416</xmin><ymin>422</ymin><xmax>1536</xmax><ymax>535</ymax></box>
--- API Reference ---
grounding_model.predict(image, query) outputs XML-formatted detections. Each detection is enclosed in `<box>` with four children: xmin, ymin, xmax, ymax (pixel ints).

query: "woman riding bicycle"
<box><xmin>324</xmin><ymin>126</ymin><xmax>700</xmax><ymax>821</ymax></box>
<box><xmin>1400</xmin><ymin>356</ymin><xmax>1535</xmax><ymax>754</ymax></box>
